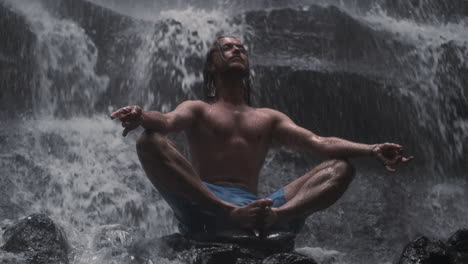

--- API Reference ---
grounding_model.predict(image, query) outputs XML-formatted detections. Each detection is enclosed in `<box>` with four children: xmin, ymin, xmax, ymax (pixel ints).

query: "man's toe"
<box><xmin>259</xmin><ymin>198</ymin><xmax>274</xmax><ymax>207</ymax></box>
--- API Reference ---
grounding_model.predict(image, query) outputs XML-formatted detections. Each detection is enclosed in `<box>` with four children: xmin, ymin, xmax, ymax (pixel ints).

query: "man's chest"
<box><xmin>194</xmin><ymin>108</ymin><xmax>273</xmax><ymax>143</ymax></box>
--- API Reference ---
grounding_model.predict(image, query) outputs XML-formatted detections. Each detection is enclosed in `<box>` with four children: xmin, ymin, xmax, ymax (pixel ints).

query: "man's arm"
<box><xmin>268</xmin><ymin>109</ymin><xmax>413</xmax><ymax>171</ymax></box>
<box><xmin>111</xmin><ymin>100</ymin><xmax>204</xmax><ymax>136</ymax></box>
<box><xmin>141</xmin><ymin>100</ymin><xmax>203</xmax><ymax>134</ymax></box>
<box><xmin>270</xmin><ymin>109</ymin><xmax>372</xmax><ymax>158</ymax></box>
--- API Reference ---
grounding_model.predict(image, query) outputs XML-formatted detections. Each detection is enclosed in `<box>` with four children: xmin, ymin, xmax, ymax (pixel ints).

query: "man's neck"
<box><xmin>214</xmin><ymin>74</ymin><xmax>246</xmax><ymax>106</ymax></box>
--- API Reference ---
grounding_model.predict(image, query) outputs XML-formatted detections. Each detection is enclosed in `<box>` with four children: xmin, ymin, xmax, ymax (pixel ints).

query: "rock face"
<box><xmin>0</xmin><ymin>1</ymin><xmax>37</xmax><ymax>119</ymax></box>
<box><xmin>398</xmin><ymin>229</ymin><xmax>468</xmax><ymax>264</ymax></box>
<box><xmin>1</xmin><ymin>214</ymin><xmax>69</xmax><ymax>264</ymax></box>
<box><xmin>448</xmin><ymin>229</ymin><xmax>468</xmax><ymax>264</ymax></box>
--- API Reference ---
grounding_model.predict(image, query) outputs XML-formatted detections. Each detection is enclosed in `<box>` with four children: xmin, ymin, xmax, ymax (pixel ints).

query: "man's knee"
<box><xmin>136</xmin><ymin>130</ymin><xmax>169</xmax><ymax>156</ymax></box>
<box><xmin>330</xmin><ymin>159</ymin><xmax>355</xmax><ymax>185</ymax></box>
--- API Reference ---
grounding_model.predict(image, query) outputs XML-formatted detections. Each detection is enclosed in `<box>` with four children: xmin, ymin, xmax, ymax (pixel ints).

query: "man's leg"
<box><xmin>136</xmin><ymin>130</ymin><xmax>272</xmax><ymax>230</ymax></box>
<box><xmin>269</xmin><ymin>159</ymin><xmax>355</xmax><ymax>226</ymax></box>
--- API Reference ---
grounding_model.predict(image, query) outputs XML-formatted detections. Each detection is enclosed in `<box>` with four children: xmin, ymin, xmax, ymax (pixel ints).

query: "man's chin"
<box><xmin>225</xmin><ymin>65</ymin><xmax>249</xmax><ymax>77</ymax></box>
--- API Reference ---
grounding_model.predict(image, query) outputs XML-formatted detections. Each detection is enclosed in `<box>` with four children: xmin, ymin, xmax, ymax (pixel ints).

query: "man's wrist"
<box><xmin>140</xmin><ymin>111</ymin><xmax>148</xmax><ymax>129</ymax></box>
<box><xmin>370</xmin><ymin>144</ymin><xmax>379</xmax><ymax>156</ymax></box>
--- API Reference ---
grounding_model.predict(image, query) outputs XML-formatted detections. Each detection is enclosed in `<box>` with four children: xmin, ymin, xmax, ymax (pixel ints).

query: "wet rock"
<box><xmin>1</xmin><ymin>214</ymin><xmax>69</xmax><ymax>264</ymax></box>
<box><xmin>188</xmin><ymin>230</ymin><xmax>296</xmax><ymax>254</ymax></box>
<box><xmin>0</xmin><ymin>1</ymin><xmax>37</xmax><ymax>119</ymax></box>
<box><xmin>152</xmin><ymin>231</ymin><xmax>317</xmax><ymax>264</ymax></box>
<box><xmin>448</xmin><ymin>229</ymin><xmax>468</xmax><ymax>252</ymax></box>
<box><xmin>397</xmin><ymin>230</ymin><xmax>468</xmax><ymax>264</ymax></box>
<box><xmin>262</xmin><ymin>252</ymin><xmax>318</xmax><ymax>264</ymax></box>
<box><xmin>398</xmin><ymin>236</ymin><xmax>451</xmax><ymax>264</ymax></box>
<box><xmin>448</xmin><ymin>229</ymin><xmax>468</xmax><ymax>263</ymax></box>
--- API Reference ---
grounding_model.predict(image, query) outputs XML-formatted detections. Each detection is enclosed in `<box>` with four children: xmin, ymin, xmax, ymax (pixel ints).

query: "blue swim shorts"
<box><xmin>156</xmin><ymin>182</ymin><xmax>305</xmax><ymax>234</ymax></box>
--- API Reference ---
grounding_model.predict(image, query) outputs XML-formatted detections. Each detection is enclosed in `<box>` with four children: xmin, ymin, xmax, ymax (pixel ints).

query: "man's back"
<box><xmin>186</xmin><ymin>100</ymin><xmax>275</xmax><ymax>194</ymax></box>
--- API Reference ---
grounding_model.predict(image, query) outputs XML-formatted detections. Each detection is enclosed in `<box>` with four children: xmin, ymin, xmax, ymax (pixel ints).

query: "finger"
<box><xmin>120</xmin><ymin>113</ymin><xmax>138</xmax><ymax>123</ymax></box>
<box><xmin>389</xmin><ymin>143</ymin><xmax>403</xmax><ymax>149</ymax></box>
<box><xmin>117</xmin><ymin>112</ymin><xmax>134</xmax><ymax>121</ymax></box>
<box><xmin>130</xmin><ymin>107</ymin><xmax>140</xmax><ymax>115</ymax></box>
<box><xmin>259</xmin><ymin>199</ymin><xmax>273</xmax><ymax>208</ymax></box>
<box><xmin>384</xmin><ymin>156</ymin><xmax>401</xmax><ymax>166</ymax></box>
<box><xmin>122</xmin><ymin>121</ymin><xmax>137</xmax><ymax>128</ymax></box>
<box><xmin>122</xmin><ymin>127</ymin><xmax>130</xmax><ymax>137</ymax></box>
<box><xmin>402</xmin><ymin>156</ymin><xmax>414</xmax><ymax>163</ymax></box>
<box><xmin>111</xmin><ymin>109</ymin><xmax>124</xmax><ymax>119</ymax></box>
<box><xmin>111</xmin><ymin>107</ymin><xmax>130</xmax><ymax>119</ymax></box>
<box><xmin>385</xmin><ymin>143</ymin><xmax>402</xmax><ymax>151</ymax></box>
<box><xmin>257</xmin><ymin>206</ymin><xmax>271</xmax><ymax>217</ymax></box>
<box><xmin>122</xmin><ymin>122</ymin><xmax>139</xmax><ymax>136</ymax></box>
<box><xmin>385</xmin><ymin>165</ymin><xmax>396</xmax><ymax>172</ymax></box>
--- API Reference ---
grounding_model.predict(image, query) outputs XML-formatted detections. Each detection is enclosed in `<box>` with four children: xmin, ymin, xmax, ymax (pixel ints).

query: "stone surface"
<box><xmin>0</xmin><ymin>1</ymin><xmax>37</xmax><ymax>119</ymax></box>
<box><xmin>398</xmin><ymin>230</ymin><xmax>468</xmax><ymax>264</ymax></box>
<box><xmin>155</xmin><ymin>232</ymin><xmax>317</xmax><ymax>264</ymax></box>
<box><xmin>262</xmin><ymin>252</ymin><xmax>318</xmax><ymax>264</ymax></box>
<box><xmin>1</xmin><ymin>214</ymin><xmax>69</xmax><ymax>264</ymax></box>
<box><xmin>127</xmin><ymin>231</ymin><xmax>317</xmax><ymax>264</ymax></box>
<box><xmin>398</xmin><ymin>236</ymin><xmax>451</xmax><ymax>264</ymax></box>
<box><xmin>448</xmin><ymin>229</ymin><xmax>468</xmax><ymax>264</ymax></box>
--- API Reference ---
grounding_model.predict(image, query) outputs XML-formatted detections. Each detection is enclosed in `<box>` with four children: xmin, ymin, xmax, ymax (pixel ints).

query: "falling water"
<box><xmin>0</xmin><ymin>0</ymin><xmax>467</xmax><ymax>263</ymax></box>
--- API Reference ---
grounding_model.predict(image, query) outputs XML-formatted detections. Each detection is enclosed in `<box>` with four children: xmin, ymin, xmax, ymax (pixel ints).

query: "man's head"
<box><xmin>203</xmin><ymin>36</ymin><xmax>251</xmax><ymax>104</ymax></box>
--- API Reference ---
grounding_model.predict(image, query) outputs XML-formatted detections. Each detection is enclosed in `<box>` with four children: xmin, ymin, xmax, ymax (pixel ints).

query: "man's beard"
<box><xmin>222</xmin><ymin>64</ymin><xmax>249</xmax><ymax>78</ymax></box>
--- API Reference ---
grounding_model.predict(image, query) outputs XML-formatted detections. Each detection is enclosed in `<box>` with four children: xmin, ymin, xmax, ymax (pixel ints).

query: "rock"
<box><xmin>0</xmin><ymin>1</ymin><xmax>37</xmax><ymax>119</ymax></box>
<box><xmin>397</xmin><ymin>229</ymin><xmax>468</xmax><ymax>264</ymax></box>
<box><xmin>1</xmin><ymin>214</ymin><xmax>69</xmax><ymax>264</ymax></box>
<box><xmin>188</xmin><ymin>230</ymin><xmax>296</xmax><ymax>254</ymax></box>
<box><xmin>448</xmin><ymin>229</ymin><xmax>468</xmax><ymax>252</ymax></box>
<box><xmin>448</xmin><ymin>229</ymin><xmax>468</xmax><ymax>263</ymax></box>
<box><xmin>398</xmin><ymin>236</ymin><xmax>452</xmax><ymax>264</ymax></box>
<box><xmin>152</xmin><ymin>231</ymin><xmax>317</xmax><ymax>264</ymax></box>
<box><xmin>262</xmin><ymin>252</ymin><xmax>318</xmax><ymax>264</ymax></box>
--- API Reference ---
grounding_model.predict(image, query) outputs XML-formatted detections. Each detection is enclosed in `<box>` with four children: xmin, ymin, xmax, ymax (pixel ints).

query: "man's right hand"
<box><xmin>111</xmin><ymin>105</ymin><xmax>143</xmax><ymax>136</ymax></box>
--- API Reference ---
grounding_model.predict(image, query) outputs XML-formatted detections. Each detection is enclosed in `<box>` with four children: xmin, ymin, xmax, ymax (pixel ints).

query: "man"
<box><xmin>111</xmin><ymin>36</ymin><xmax>413</xmax><ymax>234</ymax></box>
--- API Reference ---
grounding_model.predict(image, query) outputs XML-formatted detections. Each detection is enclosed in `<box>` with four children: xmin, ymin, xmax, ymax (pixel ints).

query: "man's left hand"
<box><xmin>372</xmin><ymin>143</ymin><xmax>414</xmax><ymax>172</ymax></box>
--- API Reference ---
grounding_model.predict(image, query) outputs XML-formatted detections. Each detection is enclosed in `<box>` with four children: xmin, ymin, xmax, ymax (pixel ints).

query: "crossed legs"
<box><xmin>136</xmin><ymin>130</ymin><xmax>355</xmax><ymax>232</ymax></box>
<box><xmin>271</xmin><ymin>159</ymin><xmax>355</xmax><ymax>225</ymax></box>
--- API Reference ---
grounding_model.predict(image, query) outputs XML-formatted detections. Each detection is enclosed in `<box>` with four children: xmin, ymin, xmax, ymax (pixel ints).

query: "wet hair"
<box><xmin>203</xmin><ymin>36</ymin><xmax>252</xmax><ymax>105</ymax></box>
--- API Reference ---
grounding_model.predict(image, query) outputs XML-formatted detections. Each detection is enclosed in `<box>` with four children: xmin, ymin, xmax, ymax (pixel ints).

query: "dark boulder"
<box><xmin>262</xmin><ymin>252</ymin><xmax>318</xmax><ymax>264</ymax></box>
<box><xmin>1</xmin><ymin>213</ymin><xmax>69</xmax><ymax>264</ymax></box>
<box><xmin>398</xmin><ymin>230</ymin><xmax>468</xmax><ymax>264</ymax></box>
<box><xmin>398</xmin><ymin>236</ymin><xmax>451</xmax><ymax>264</ymax></box>
<box><xmin>131</xmin><ymin>231</ymin><xmax>317</xmax><ymax>264</ymax></box>
<box><xmin>448</xmin><ymin>229</ymin><xmax>468</xmax><ymax>264</ymax></box>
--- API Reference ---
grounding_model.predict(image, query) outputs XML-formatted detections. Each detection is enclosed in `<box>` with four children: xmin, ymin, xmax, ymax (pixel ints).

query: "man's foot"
<box><xmin>228</xmin><ymin>199</ymin><xmax>274</xmax><ymax>230</ymax></box>
<box><xmin>262</xmin><ymin>207</ymin><xmax>279</xmax><ymax>231</ymax></box>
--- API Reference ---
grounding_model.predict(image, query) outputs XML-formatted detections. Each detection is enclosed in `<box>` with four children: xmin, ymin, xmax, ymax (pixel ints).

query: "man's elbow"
<box><xmin>308</xmin><ymin>136</ymin><xmax>329</xmax><ymax>158</ymax></box>
<box><xmin>141</xmin><ymin>111</ymin><xmax>171</xmax><ymax>134</ymax></box>
<box><xmin>311</xmin><ymin>136</ymin><xmax>342</xmax><ymax>159</ymax></box>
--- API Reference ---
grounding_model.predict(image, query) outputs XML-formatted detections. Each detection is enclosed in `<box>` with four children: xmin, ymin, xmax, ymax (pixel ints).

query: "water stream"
<box><xmin>0</xmin><ymin>0</ymin><xmax>467</xmax><ymax>263</ymax></box>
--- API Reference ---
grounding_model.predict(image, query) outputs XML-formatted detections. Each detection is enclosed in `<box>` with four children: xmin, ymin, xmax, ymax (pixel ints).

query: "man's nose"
<box><xmin>232</xmin><ymin>46</ymin><xmax>241</xmax><ymax>54</ymax></box>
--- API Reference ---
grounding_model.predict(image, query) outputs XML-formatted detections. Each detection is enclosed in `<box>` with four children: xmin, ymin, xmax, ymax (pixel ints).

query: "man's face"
<box><xmin>210</xmin><ymin>37</ymin><xmax>249</xmax><ymax>75</ymax></box>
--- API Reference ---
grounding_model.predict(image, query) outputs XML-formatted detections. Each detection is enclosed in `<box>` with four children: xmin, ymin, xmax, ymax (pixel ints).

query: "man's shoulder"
<box><xmin>176</xmin><ymin>100</ymin><xmax>210</xmax><ymax>111</ymax></box>
<box><xmin>255</xmin><ymin>107</ymin><xmax>287</xmax><ymax>119</ymax></box>
<box><xmin>179</xmin><ymin>100</ymin><xmax>208</xmax><ymax>106</ymax></box>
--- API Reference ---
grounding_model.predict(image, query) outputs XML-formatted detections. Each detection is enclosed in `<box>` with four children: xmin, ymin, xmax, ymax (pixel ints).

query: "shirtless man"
<box><xmin>111</xmin><ymin>36</ymin><xmax>413</xmax><ymax>234</ymax></box>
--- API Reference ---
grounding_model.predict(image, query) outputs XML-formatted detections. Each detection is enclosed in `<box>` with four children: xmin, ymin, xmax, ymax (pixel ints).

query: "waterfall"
<box><xmin>0</xmin><ymin>0</ymin><xmax>467</xmax><ymax>263</ymax></box>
